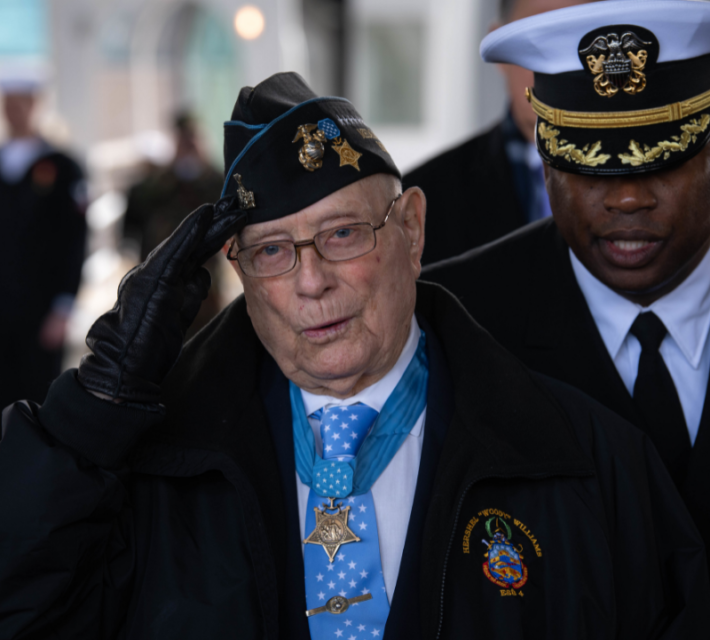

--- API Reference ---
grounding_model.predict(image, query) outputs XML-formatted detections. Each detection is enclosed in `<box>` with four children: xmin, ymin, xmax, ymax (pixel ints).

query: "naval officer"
<box><xmin>424</xmin><ymin>0</ymin><xmax>710</xmax><ymax>566</ymax></box>
<box><xmin>0</xmin><ymin>72</ymin><xmax>707</xmax><ymax>639</ymax></box>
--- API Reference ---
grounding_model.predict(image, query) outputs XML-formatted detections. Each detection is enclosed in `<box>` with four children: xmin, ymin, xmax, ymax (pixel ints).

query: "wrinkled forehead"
<box><xmin>238</xmin><ymin>178</ymin><xmax>389</xmax><ymax>245</ymax></box>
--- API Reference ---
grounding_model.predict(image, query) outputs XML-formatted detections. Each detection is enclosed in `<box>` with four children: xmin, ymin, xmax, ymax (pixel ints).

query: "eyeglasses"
<box><xmin>227</xmin><ymin>194</ymin><xmax>402</xmax><ymax>278</ymax></box>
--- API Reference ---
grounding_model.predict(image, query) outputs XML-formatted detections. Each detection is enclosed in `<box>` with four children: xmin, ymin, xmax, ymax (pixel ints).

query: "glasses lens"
<box><xmin>240</xmin><ymin>241</ymin><xmax>296</xmax><ymax>277</ymax></box>
<box><xmin>316</xmin><ymin>224</ymin><xmax>375</xmax><ymax>261</ymax></box>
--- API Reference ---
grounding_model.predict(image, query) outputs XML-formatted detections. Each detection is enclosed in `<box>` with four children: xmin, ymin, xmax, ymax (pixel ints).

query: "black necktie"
<box><xmin>630</xmin><ymin>312</ymin><xmax>691</xmax><ymax>487</ymax></box>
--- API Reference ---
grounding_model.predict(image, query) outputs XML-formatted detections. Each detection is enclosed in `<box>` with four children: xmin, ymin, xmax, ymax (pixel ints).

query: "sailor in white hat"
<box><xmin>0</xmin><ymin>63</ymin><xmax>87</xmax><ymax>410</ymax></box>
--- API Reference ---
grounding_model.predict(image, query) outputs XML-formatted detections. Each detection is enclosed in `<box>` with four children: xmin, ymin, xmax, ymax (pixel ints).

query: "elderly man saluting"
<box><xmin>0</xmin><ymin>73</ymin><xmax>707</xmax><ymax>639</ymax></box>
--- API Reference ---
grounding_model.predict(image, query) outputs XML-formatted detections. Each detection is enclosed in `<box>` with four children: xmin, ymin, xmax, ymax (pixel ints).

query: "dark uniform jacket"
<box><xmin>0</xmin><ymin>143</ymin><xmax>87</xmax><ymax>407</ymax></box>
<box><xmin>0</xmin><ymin>143</ymin><xmax>86</xmax><ymax>322</ymax></box>
<box><xmin>422</xmin><ymin>218</ymin><xmax>710</xmax><ymax>569</ymax></box>
<box><xmin>0</xmin><ymin>282</ymin><xmax>707</xmax><ymax>639</ymax></box>
<box><xmin>403</xmin><ymin>121</ymin><xmax>526</xmax><ymax>265</ymax></box>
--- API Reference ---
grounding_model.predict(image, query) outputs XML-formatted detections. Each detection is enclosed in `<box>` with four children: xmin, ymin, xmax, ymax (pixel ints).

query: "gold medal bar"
<box><xmin>526</xmin><ymin>86</ymin><xmax>710</xmax><ymax>129</ymax></box>
<box><xmin>305</xmin><ymin>593</ymin><xmax>374</xmax><ymax>617</ymax></box>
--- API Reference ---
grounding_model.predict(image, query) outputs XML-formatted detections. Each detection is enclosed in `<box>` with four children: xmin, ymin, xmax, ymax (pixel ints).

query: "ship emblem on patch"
<box><xmin>482</xmin><ymin>516</ymin><xmax>528</xmax><ymax>589</ymax></box>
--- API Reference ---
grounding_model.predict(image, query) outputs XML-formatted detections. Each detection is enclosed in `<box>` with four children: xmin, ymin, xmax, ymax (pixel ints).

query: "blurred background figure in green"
<box><xmin>123</xmin><ymin>110</ymin><xmax>223</xmax><ymax>338</ymax></box>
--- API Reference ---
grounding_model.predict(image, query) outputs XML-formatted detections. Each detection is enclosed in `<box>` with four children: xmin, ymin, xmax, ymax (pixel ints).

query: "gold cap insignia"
<box><xmin>293</xmin><ymin>123</ymin><xmax>364</xmax><ymax>173</ymax></box>
<box><xmin>580</xmin><ymin>31</ymin><xmax>652</xmax><ymax>98</ymax></box>
<box><xmin>293</xmin><ymin>124</ymin><xmax>327</xmax><ymax>171</ymax></box>
<box><xmin>332</xmin><ymin>138</ymin><xmax>362</xmax><ymax>171</ymax></box>
<box><xmin>233</xmin><ymin>173</ymin><xmax>256</xmax><ymax>209</ymax></box>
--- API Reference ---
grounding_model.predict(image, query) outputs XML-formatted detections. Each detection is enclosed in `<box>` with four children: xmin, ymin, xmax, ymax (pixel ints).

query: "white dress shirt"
<box><xmin>298</xmin><ymin>317</ymin><xmax>425</xmax><ymax>603</ymax></box>
<box><xmin>570</xmin><ymin>248</ymin><xmax>710</xmax><ymax>445</ymax></box>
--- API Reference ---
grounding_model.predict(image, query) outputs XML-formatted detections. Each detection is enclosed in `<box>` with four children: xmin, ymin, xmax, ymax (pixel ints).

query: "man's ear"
<box><xmin>398</xmin><ymin>186</ymin><xmax>426</xmax><ymax>272</ymax></box>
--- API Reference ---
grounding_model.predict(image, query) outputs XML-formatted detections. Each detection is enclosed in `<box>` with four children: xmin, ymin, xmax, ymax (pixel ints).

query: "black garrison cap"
<box><xmin>221</xmin><ymin>72</ymin><xmax>400</xmax><ymax>229</ymax></box>
<box><xmin>481</xmin><ymin>1</ymin><xmax>710</xmax><ymax>175</ymax></box>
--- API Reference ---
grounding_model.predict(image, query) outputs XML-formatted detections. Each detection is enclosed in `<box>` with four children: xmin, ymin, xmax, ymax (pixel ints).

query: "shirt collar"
<box><xmin>570</xmin><ymin>247</ymin><xmax>710</xmax><ymax>369</ymax></box>
<box><xmin>300</xmin><ymin>316</ymin><xmax>424</xmax><ymax>436</ymax></box>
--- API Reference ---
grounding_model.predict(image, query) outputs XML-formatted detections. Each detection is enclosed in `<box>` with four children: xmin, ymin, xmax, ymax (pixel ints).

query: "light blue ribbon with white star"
<box><xmin>289</xmin><ymin>331</ymin><xmax>427</xmax><ymax>498</ymax></box>
<box><xmin>304</xmin><ymin>489</ymin><xmax>388</xmax><ymax>639</ymax></box>
<box><xmin>303</xmin><ymin>403</ymin><xmax>389</xmax><ymax>637</ymax></box>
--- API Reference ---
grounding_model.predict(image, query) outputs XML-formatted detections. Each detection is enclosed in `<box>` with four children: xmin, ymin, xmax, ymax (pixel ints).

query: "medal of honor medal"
<box><xmin>304</xmin><ymin>498</ymin><xmax>361</xmax><ymax>562</ymax></box>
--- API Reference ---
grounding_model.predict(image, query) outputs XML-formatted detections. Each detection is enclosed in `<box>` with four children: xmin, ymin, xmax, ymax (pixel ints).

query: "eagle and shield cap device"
<box><xmin>481</xmin><ymin>0</ymin><xmax>710</xmax><ymax>175</ymax></box>
<box><xmin>221</xmin><ymin>72</ymin><xmax>400</xmax><ymax>230</ymax></box>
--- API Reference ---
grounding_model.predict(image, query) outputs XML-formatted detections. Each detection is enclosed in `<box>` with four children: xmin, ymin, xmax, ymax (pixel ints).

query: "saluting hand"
<box><xmin>77</xmin><ymin>196</ymin><xmax>245</xmax><ymax>403</ymax></box>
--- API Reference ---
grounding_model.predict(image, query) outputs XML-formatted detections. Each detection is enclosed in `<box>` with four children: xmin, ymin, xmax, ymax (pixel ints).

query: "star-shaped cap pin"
<box><xmin>332</xmin><ymin>139</ymin><xmax>362</xmax><ymax>171</ymax></box>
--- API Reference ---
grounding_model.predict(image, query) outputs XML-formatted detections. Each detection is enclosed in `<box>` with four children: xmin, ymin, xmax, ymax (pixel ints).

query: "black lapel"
<box><xmin>385</xmin><ymin>316</ymin><xmax>453</xmax><ymax>639</ymax></box>
<box><xmin>522</xmin><ymin>224</ymin><xmax>643</xmax><ymax>427</ymax></box>
<box><xmin>259</xmin><ymin>355</ymin><xmax>311</xmax><ymax>640</ymax></box>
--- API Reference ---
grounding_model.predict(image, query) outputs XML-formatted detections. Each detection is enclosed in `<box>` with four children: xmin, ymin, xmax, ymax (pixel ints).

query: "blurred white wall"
<box><xmin>44</xmin><ymin>0</ymin><xmax>505</xmax><ymax>180</ymax></box>
<box><xmin>347</xmin><ymin>0</ymin><xmax>505</xmax><ymax>173</ymax></box>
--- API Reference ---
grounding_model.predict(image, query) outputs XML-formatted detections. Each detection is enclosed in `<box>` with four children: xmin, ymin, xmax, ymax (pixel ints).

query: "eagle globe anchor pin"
<box><xmin>304</xmin><ymin>497</ymin><xmax>361</xmax><ymax>562</ymax></box>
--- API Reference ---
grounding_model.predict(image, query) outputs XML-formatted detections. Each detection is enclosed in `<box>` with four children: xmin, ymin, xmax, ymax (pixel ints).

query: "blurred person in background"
<box><xmin>0</xmin><ymin>68</ymin><xmax>87</xmax><ymax>410</ymax></box>
<box><xmin>404</xmin><ymin>0</ymin><xmax>597</xmax><ymax>265</ymax></box>
<box><xmin>123</xmin><ymin>110</ymin><xmax>224</xmax><ymax>338</ymax></box>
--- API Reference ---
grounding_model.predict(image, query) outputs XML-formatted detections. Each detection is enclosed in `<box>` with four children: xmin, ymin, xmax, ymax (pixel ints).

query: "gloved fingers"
<box><xmin>192</xmin><ymin>195</ymin><xmax>248</xmax><ymax>267</ymax></box>
<box><xmin>178</xmin><ymin>267</ymin><xmax>212</xmax><ymax>335</ymax></box>
<box><xmin>114</xmin><ymin>265</ymin><xmax>140</xmax><ymax>301</ymax></box>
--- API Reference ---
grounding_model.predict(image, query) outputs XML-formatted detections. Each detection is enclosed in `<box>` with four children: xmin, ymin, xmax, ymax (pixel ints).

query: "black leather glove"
<box><xmin>77</xmin><ymin>196</ymin><xmax>245</xmax><ymax>402</ymax></box>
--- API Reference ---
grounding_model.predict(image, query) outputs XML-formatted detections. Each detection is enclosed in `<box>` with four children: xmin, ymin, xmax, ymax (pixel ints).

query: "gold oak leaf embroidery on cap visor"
<box><xmin>538</xmin><ymin>122</ymin><xmax>612</xmax><ymax>167</ymax></box>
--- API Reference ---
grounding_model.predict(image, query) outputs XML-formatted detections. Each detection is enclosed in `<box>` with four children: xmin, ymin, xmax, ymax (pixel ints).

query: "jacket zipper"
<box><xmin>435</xmin><ymin>476</ymin><xmax>483</xmax><ymax>640</ymax></box>
<box><xmin>434</xmin><ymin>471</ymin><xmax>587</xmax><ymax>639</ymax></box>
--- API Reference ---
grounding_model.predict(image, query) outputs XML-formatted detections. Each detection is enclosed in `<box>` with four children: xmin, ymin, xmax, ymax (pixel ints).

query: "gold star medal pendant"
<box><xmin>304</xmin><ymin>497</ymin><xmax>360</xmax><ymax>562</ymax></box>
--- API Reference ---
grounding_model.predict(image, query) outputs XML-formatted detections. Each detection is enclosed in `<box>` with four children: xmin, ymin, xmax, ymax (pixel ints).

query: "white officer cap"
<box><xmin>480</xmin><ymin>0</ymin><xmax>710</xmax><ymax>175</ymax></box>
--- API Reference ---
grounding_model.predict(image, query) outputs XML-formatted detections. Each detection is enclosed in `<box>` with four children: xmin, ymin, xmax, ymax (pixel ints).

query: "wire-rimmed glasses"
<box><xmin>227</xmin><ymin>194</ymin><xmax>402</xmax><ymax>278</ymax></box>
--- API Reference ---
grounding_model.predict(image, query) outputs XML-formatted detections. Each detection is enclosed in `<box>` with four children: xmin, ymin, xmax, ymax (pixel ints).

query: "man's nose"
<box><xmin>294</xmin><ymin>243</ymin><xmax>333</xmax><ymax>297</ymax></box>
<box><xmin>603</xmin><ymin>176</ymin><xmax>658</xmax><ymax>215</ymax></box>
